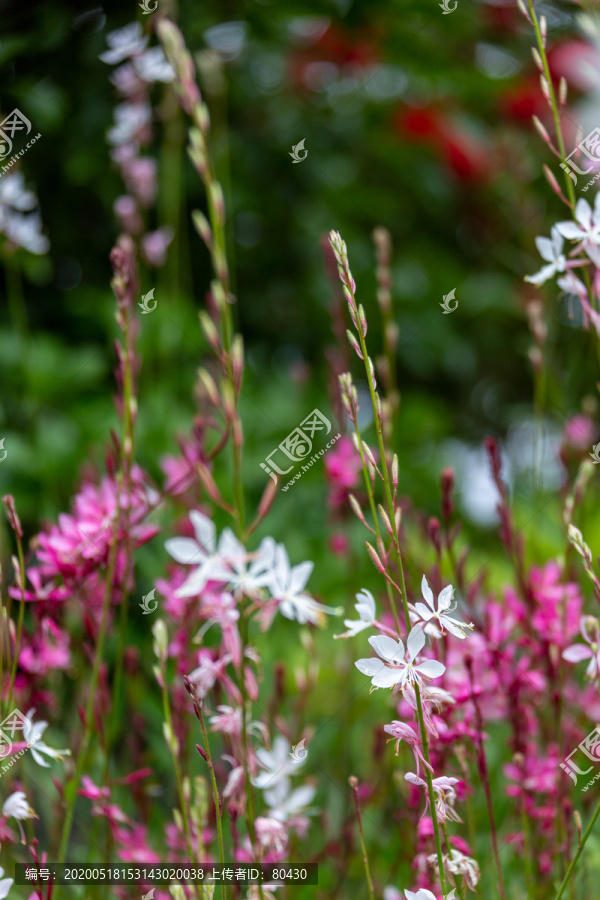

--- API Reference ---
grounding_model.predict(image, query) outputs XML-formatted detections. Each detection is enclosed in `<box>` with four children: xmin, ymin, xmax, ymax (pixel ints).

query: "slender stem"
<box><xmin>7</xmin><ymin>535</ymin><xmax>26</xmax><ymax>712</ymax></box>
<box><xmin>56</xmin><ymin>536</ymin><xmax>118</xmax><ymax>869</ymax></box>
<box><xmin>331</xmin><ymin>233</ymin><xmax>449</xmax><ymax>895</ymax></box>
<box><xmin>160</xmin><ymin>671</ymin><xmax>201</xmax><ymax>900</ymax></box>
<box><xmin>466</xmin><ymin>659</ymin><xmax>506</xmax><ymax>900</ymax></box>
<box><xmin>356</xmin><ymin>308</ymin><xmax>449</xmax><ymax>895</ymax></box>
<box><xmin>349</xmin><ymin>777</ymin><xmax>375</xmax><ymax>900</ymax></box>
<box><xmin>554</xmin><ymin>798</ymin><xmax>600</xmax><ymax>900</ymax></box>
<box><xmin>441</xmin><ymin>821</ymin><xmax>465</xmax><ymax>900</ymax></box>
<box><xmin>527</xmin><ymin>0</ymin><xmax>575</xmax><ymax>209</ymax></box>
<box><xmin>198</xmin><ymin>704</ymin><xmax>227</xmax><ymax>900</ymax></box>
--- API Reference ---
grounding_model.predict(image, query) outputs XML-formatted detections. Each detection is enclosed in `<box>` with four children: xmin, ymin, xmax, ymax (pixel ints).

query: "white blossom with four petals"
<box><xmin>524</xmin><ymin>227</ymin><xmax>566</xmax><ymax>285</ymax></box>
<box><xmin>412</xmin><ymin>576</ymin><xmax>474</xmax><ymax>639</ymax></box>
<box><xmin>355</xmin><ymin>625</ymin><xmax>446</xmax><ymax>691</ymax></box>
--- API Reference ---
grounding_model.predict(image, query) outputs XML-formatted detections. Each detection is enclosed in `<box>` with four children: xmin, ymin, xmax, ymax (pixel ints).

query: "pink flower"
<box><xmin>383</xmin><ymin>720</ymin><xmax>433</xmax><ymax>774</ymax></box>
<box><xmin>563</xmin><ymin>414</ymin><xmax>597</xmax><ymax>450</ymax></box>
<box><xmin>530</xmin><ymin>562</ymin><xmax>582</xmax><ymax>647</ymax></box>
<box><xmin>324</xmin><ymin>435</ymin><xmax>361</xmax><ymax>506</ymax></box>
<box><xmin>19</xmin><ymin>618</ymin><xmax>70</xmax><ymax>676</ymax></box>
<box><xmin>142</xmin><ymin>227</ymin><xmax>174</xmax><ymax>267</ymax></box>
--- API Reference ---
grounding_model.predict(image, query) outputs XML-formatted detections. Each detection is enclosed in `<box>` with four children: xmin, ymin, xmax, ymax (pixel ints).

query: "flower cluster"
<box><xmin>100</xmin><ymin>22</ymin><xmax>174</xmax><ymax>266</ymax></box>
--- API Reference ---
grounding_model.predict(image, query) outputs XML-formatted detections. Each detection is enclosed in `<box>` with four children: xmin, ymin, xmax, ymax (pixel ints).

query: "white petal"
<box><xmin>413</xmin><ymin>602</ymin><xmax>435</xmax><ymax>621</ymax></box>
<box><xmin>404</xmin><ymin>771</ymin><xmax>425</xmax><ymax>786</ymax></box>
<box><xmin>290</xmin><ymin>560</ymin><xmax>314</xmax><ymax>594</ymax></box>
<box><xmin>535</xmin><ymin>235</ymin><xmax>555</xmax><ymax>262</ymax></box>
<box><xmin>437</xmin><ymin>585</ymin><xmax>454</xmax><ymax>612</ymax></box>
<box><xmin>556</xmin><ymin>221</ymin><xmax>586</xmax><ymax>240</ymax></box>
<box><xmin>372</xmin><ymin>668</ymin><xmax>402</xmax><ymax>688</ymax></box>
<box><xmin>416</xmin><ymin>659</ymin><xmax>446</xmax><ymax>679</ymax></box>
<box><xmin>576</xmin><ymin>197</ymin><xmax>593</xmax><ymax>230</ymax></box>
<box><xmin>407</xmin><ymin>625</ymin><xmax>425</xmax><ymax>661</ymax></box>
<box><xmin>165</xmin><ymin>537</ymin><xmax>201</xmax><ymax>564</ymax></box>
<box><xmin>421</xmin><ymin>575</ymin><xmax>435</xmax><ymax>610</ymax></box>
<box><xmin>355</xmin><ymin>658</ymin><xmax>385</xmax><ymax>677</ymax></box>
<box><xmin>175</xmin><ymin>564</ymin><xmax>209</xmax><ymax>597</ymax></box>
<box><xmin>189</xmin><ymin>509</ymin><xmax>216</xmax><ymax>550</ymax></box>
<box><xmin>356</xmin><ymin>588</ymin><xmax>376</xmax><ymax>620</ymax></box>
<box><xmin>525</xmin><ymin>262</ymin><xmax>556</xmax><ymax>285</ymax></box>
<box><xmin>218</xmin><ymin>527</ymin><xmax>245</xmax><ymax>561</ymax></box>
<box><xmin>369</xmin><ymin>634</ymin><xmax>404</xmax><ymax>663</ymax></box>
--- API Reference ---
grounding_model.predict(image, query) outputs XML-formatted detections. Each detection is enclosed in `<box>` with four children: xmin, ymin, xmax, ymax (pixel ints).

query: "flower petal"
<box><xmin>421</xmin><ymin>575</ymin><xmax>435</xmax><ymax>610</ymax></box>
<box><xmin>164</xmin><ymin>537</ymin><xmax>201</xmax><ymax>564</ymax></box>
<box><xmin>437</xmin><ymin>585</ymin><xmax>454</xmax><ymax>612</ymax></box>
<box><xmin>369</xmin><ymin>634</ymin><xmax>404</xmax><ymax>663</ymax></box>
<box><xmin>355</xmin><ymin>658</ymin><xmax>385</xmax><ymax>677</ymax></box>
<box><xmin>415</xmin><ymin>659</ymin><xmax>446</xmax><ymax>679</ymax></box>
<box><xmin>189</xmin><ymin>510</ymin><xmax>216</xmax><ymax>550</ymax></box>
<box><xmin>407</xmin><ymin>625</ymin><xmax>425</xmax><ymax>662</ymax></box>
<box><xmin>562</xmin><ymin>643</ymin><xmax>593</xmax><ymax>663</ymax></box>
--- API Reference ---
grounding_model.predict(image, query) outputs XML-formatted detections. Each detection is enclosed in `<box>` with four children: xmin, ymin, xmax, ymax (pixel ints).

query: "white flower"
<box><xmin>524</xmin><ymin>227</ymin><xmax>566</xmax><ymax>285</ymax></box>
<box><xmin>2</xmin><ymin>790</ymin><xmax>37</xmax><ymax>820</ymax></box>
<box><xmin>219</xmin><ymin>532</ymin><xmax>276</xmax><ymax>597</ymax></box>
<box><xmin>355</xmin><ymin>625</ymin><xmax>445</xmax><ymax>691</ymax></box>
<box><xmin>134</xmin><ymin>47</ymin><xmax>174</xmax><ymax>83</ymax></box>
<box><xmin>404</xmin><ymin>890</ymin><xmax>437</xmax><ymax>900</ymax></box>
<box><xmin>254</xmin><ymin>816</ymin><xmax>288</xmax><ymax>854</ymax></box>
<box><xmin>264</xmin><ymin>780</ymin><xmax>317</xmax><ymax>823</ymax></box>
<box><xmin>412</xmin><ymin>576</ymin><xmax>474</xmax><ymax>639</ymax></box>
<box><xmin>254</xmin><ymin>736</ymin><xmax>302</xmax><ymax>790</ymax></box>
<box><xmin>3</xmin><ymin>212</ymin><xmax>49</xmax><ymax>255</ymax></box>
<box><xmin>557</xmin><ymin>270</ymin><xmax>587</xmax><ymax>299</ymax></box>
<box><xmin>405</xmin><ymin>772</ymin><xmax>461</xmax><ymax>823</ymax></box>
<box><xmin>335</xmin><ymin>588</ymin><xmax>376</xmax><ymax>638</ymax></box>
<box><xmin>24</xmin><ymin>710</ymin><xmax>71</xmax><ymax>767</ymax></box>
<box><xmin>0</xmin><ymin>867</ymin><xmax>12</xmax><ymax>900</ymax></box>
<box><xmin>107</xmin><ymin>102</ymin><xmax>151</xmax><ymax>146</ymax></box>
<box><xmin>165</xmin><ymin>510</ymin><xmax>235</xmax><ymax>597</ymax></box>
<box><xmin>556</xmin><ymin>196</ymin><xmax>600</xmax><ymax>253</ymax></box>
<box><xmin>100</xmin><ymin>23</ymin><xmax>148</xmax><ymax>65</ymax></box>
<box><xmin>267</xmin><ymin>543</ymin><xmax>341</xmax><ymax>626</ymax></box>
<box><xmin>0</xmin><ymin>172</ymin><xmax>37</xmax><ymax>211</ymax></box>
<box><xmin>431</xmin><ymin>848</ymin><xmax>480</xmax><ymax>890</ymax></box>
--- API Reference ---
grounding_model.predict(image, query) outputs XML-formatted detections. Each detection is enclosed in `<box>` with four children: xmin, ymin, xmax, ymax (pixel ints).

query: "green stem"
<box><xmin>355</xmin><ymin>313</ymin><xmax>448</xmax><ymax>896</ymax></box>
<box><xmin>554</xmin><ymin>798</ymin><xmax>600</xmax><ymax>900</ymax></box>
<box><xmin>160</xmin><ymin>670</ymin><xmax>201</xmax><ymax>900</ymax></box>
<box><xmin>349</xmin><ymin>777</ymin><xmax>375</xmax><ymax>900</ymax></box>
<box><xmin>56</xmin><ymin>537</ymin><xmax>118</xmax><ymax>871</ymax></box>
<box><xmin>198</xmin><ymin>704</ymin><xmax>227</xmax><ymax>900</ymax></box>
